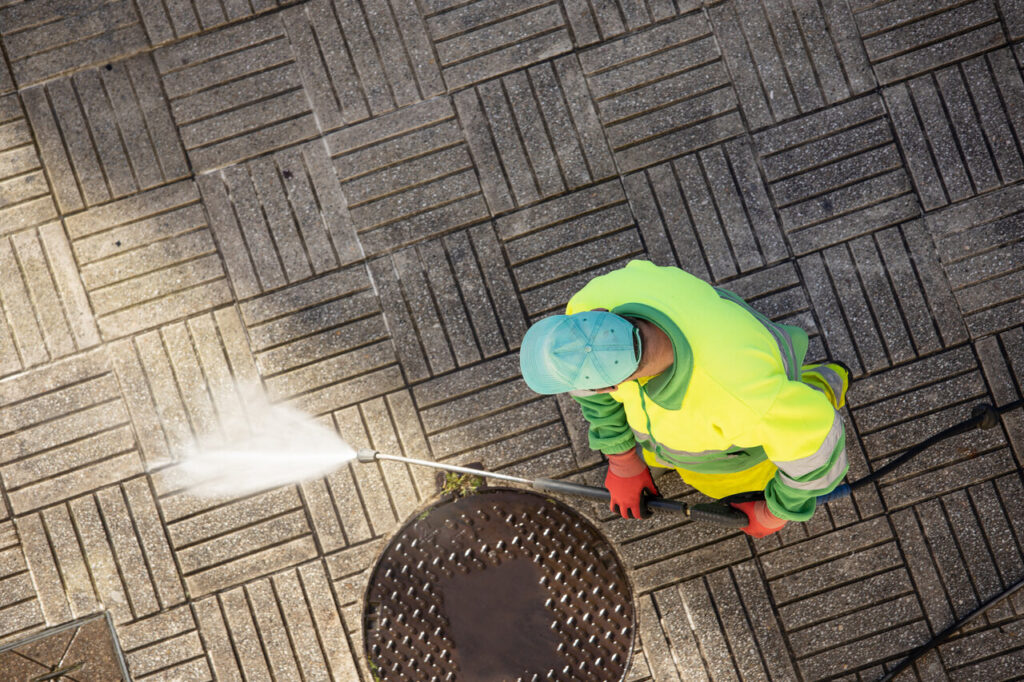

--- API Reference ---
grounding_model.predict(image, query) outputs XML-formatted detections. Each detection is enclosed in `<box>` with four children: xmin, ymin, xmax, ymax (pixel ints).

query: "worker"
<box><xmin>518</xmin><ymin>260</ymin><xmax>849</xmax><ymax>537</ymax></box>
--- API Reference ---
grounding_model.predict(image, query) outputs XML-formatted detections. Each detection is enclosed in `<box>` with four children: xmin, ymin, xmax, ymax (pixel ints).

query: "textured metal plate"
<box><xmin>364</xmin><ymin>488</ymin><xmax>634</xmax><ymax>681</ymax></box>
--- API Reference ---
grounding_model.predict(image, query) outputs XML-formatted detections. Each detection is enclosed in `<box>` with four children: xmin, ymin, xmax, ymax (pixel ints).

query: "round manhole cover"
<box><xmin>364</xmin><ymin>487</ymin><xmax>635</xmax><ymax>681</ymax></box>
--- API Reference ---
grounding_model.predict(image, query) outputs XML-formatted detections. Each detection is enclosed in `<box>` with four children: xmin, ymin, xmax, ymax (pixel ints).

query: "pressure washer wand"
<box><xmin>356</xmin><ymin>449</ymin><xmax>747</xmax><ymax>527</ymax></box>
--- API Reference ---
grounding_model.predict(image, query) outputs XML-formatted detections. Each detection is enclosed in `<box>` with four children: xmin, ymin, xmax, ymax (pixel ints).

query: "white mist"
<box><xmin>171</xmin><ymin>385</ymin><xmax>355</xmax><ymax>497</ymax></box>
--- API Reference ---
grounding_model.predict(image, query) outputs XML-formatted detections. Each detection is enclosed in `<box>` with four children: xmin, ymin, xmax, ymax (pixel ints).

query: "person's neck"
<box><xmin>636</xmin><ymin>319</ymin><xmax>674</xmax><ymax>377</ymax></box>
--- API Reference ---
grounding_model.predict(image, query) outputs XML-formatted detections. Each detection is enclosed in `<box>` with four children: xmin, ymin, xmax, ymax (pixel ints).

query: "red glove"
<box><xmin>731</xmin><ymin>501</ymin><xmax>787</xmax><ymax>538</ymax></box>
<box><xmin>604</xmin><ymin>448</ymin><xmax>658</xmax><ymax>519</ymax></box>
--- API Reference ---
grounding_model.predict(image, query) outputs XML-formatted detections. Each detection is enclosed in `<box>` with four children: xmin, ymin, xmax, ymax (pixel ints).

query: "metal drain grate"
<box><xmin>364</xmin><ymin>488</ymin><xmax>634</xmax><ymax>682</ymax></box>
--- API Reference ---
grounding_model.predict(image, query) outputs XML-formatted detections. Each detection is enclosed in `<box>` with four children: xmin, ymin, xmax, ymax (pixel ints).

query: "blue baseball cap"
<box><xmin>519</xmin><ymin>312</ymin><xmax>640</xmax><ymax>394</ymax></box>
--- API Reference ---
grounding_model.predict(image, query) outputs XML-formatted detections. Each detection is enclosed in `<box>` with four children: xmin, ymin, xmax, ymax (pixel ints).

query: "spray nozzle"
<box><xmin>356</xmin><ymin>449</ymin><xmax>379</xmax><ymax>464</ymax></box>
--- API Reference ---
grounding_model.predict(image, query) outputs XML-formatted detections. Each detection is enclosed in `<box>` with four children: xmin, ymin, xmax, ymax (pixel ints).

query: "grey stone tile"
<box><xmin>198</xmin><ymin>141</ymin><xmax>360</xmax><ymax>300</ymax></box>
<box><xmin>885</xmin><ymin>48</ymin><xmax>1024</xmax><ymax>210</ymax></box>
<box><xmin>422</xmin><ymin>0</ymin><xmax>572</xmax><ymax>89</ymax></box>
<box><xmin>851</xmin><ymin>0</ymin><xmax>1006</xmax><ymax>85</ymax></box>
<box><xmin>797</xmin><ymin>219</ymin><xmax>964</xmax><ymax>375</ymax></box>
<box><xmin>325</xmin><ymin>97</ymin><xmax>489</xmax><ymax>256</ymax></box>
<box><xmin>0</xmin><ymin>94</ymin><xmax>57</xmax><ymax>236</ymax></box>
<box><xmin>924</xmin><ymin>186</ymin><xmax>1024</xmax><ymax>338</ymax></box>
<box><xmin>0</xmin><ymin>521</ymin><xmax>44</xmax><ymax>645</ymax></box>
<box><xmin>455</xmin><ymin>55</ymin><xmax>615</xmax><ymax>214</ymax></box>
<box><xmin>708</xmin><ymin>0</ymin><xmax>875</xmax><ymax>129</ymax></box>
<box><xmin>0</xmin><ymin>224</ymin><xmax>100</xmax><ymax>379</ymax></box>
<box><xmin>495</xmin><ymin>180</ymin><xmax>643</xmax><ymax>316</ymax></box>
<box><xmin>0</xmin><ymin>0</ymin><xmax>149</xmax><ymax>87</ymax></box>
<box><xmin>0</xmin><ymin>352</ymin><xmax>146</xmax><ymax>514</ymax></box>
<box><xmin>563</xmin><ymin>0</ymin><xmax>696</xmax><ymax>48</ymax></box>
<box><xmin>23</xmin><ymin>55</ymin><xmax>188</xmax><ymax>213</ymax></box>
<box><xmin>63</xmin><ymin>182</ymin><xmax>232</xmax><ymax>340</ymax></box>
<box><xmin>136</xmin><ymin>0</ymin><xmax>279</xmax><ymax>45</ymax></box>
<box><xmin>281</xmin><ymin>0</ymin><xmax>443</xmax><ymax>129</ymax></box>
<box><xmin>155</xmin><ymin>14</ymin><xmax>319</xmax><ymax>171</ymax></box>
<box><xmin>579</xmin><ymin>13</ymin><xmax>744</xmax><ymax>172</ymax></box>
<box><xmin>623</xmin><ymin>138</ymin><xmax>786</xmax><ymax>283</ymax></box>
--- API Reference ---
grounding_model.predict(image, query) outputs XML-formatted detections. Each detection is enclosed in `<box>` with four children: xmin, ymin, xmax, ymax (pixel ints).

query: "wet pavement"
<box><xmin>0</xmin><ymin>0</ymin><xmax>1023</xmax><ymax>680</ymax></box>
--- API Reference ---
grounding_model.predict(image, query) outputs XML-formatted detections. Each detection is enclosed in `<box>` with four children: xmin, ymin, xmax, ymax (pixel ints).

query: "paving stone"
<box><xmin>924</xmin><ymin>185</ymin><xmax>1024</xmax><ymax>337</ymax></box>
<box><xmin>0</xmin><ymin>224</ymin><xmax>99</xmax><ymax>379</ymax></box>
<box><xmin>850</xmin><ymin>0</ymin><xmax>1006</xmax><ymax>85</ymax></box>
<box><xmin>455</xmin><ymin>55</ymin><xmax>615</xmax><ymax>214</ymax></box>
<box><xmin>579</xmin><ymin>12</ymin><xmax>744</xmax><ymax>172</ymax></box>
<box><xmin>0</xmin><ymin>351</ymin><xmax>145</xmax><ymax>514</ymax></box>
<box><xmin>623</xmin><ymin>138</ymin><xmax>786</xmax><ymax>283</ymax></box>
<box><xmin>708</xmin><ymin>0</ymin><xmax>875</xmax><ymax>129</ymax></box>
<box><xmin>0</xmin><ymin>0</ymin><xmax>1021</xmax><ymax>676</ymax></box>
<box><xmin>976</xmin><ymin>327</ymin><xmax>1024</xmax><ymax>463</ymax></box>
<box><xmin>325</xmin><ymin>97</ymin><xmax>489</xmax><ymax>256</ymax></box>
<box><xmin>496</xmin><ymin>180</ymin><xmax>644</xmax><ymax>316</ymax></box>
<box><xmin>422</xmin><ymin>0</ymin><xmax>573</xmax><ymax>89</ymax></box>
<box><xmin>885</xmin><ymin>48</ymin><xmax>1024</xmax><ymax>210</ymax></box>
<box><xmin>23</xmin><ymin>55</ymin><xmax>187</xmax><ymax>213</ymax></box>
<box><xmin>0</xmin><ymin>0</ymin><xmax>149</xmax><ymax>87</ymax></box>
<box><xmin>0</xmin><ymin>521</ymin><xmax>44</xmax><ymax>644</ymax></box>
<box><xmin>756</xmin><ymin>94</ymin><xmax>921</xmax><ymax>255</ymax></box>
<box><xmin>136</xmin><ymin>0</ymin><xmax>279</xmax><ymax>45</ymax></box>
<box><xmin>281</xmin><ymin>0</ymin><xmax>443</xmax><ymax>128</ymax></box>
<box><xmin>63</xmin><ymin>182</ymin><xmax>232</xmax><ymax>339</ymax></box>
<box><xmin>155</xmin><ymin>14</ymin><xmax>320</xmax><ymax>171</ymax></box>
<box><xmin>0</xmin><ymin>94</ymin><xmax>57</xmax><ymax>236</ymax></box>
<box><xmin>368</xmin><ymin>228</ymin><xmax>524</xmax><ymax>381</ymax></box>
<box><xmin>198</xmin><ymin>140</ymin><xmax>360</xmax><ymax>299</ymax></box>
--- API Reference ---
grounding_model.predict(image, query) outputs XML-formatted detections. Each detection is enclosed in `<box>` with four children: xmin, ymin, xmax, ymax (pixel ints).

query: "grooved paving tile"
<box><xmin>708</xmin><ymin>0</ymin><xmax>875</xmax><ymax>129</ymax></box>
<box><xmin>14</xmin><ymin>479</ymin><xmax>184</xmax><ymax>627</ymax></box>
<box><xmin>497</xmin><ymin>180</ymin><xmax>644</xmax><ymax>317</ymax></box>
<box><xmin>198</xmin><ymin>141</ymin><xmax>360</xmax><ymax>300</ymax></box>
<box><xmin>412</xmin><ymin>354</ymin><xmax>575</xmax><ymax>478</ymax></box>
<box><xmin>0</xmin><ymin>520</ymin><xmax>45</xmax><ymax>645</ymax></box>
<box><xmin>105</xmin><ymin>307</ymin><xmax>260</xmax><ymax>468</ymax></box>
<box><xmin>622</xmin><ymin>138</ymin><xmax>787</xmax><ymax>283</ymax></box>
<box><xmin>22</xmin><ymin>55</ymin><xmax>188</xmax><ymax>214</ymax></box>
<box><xmin>0</xmin><ymin>224</ymin><xmax>100</xmax><ymax>379</ymax></box>
<box><xmin>0</xmin><ymin>0</ymin><xmax>148</xmax><ymax>87</ymax></box>
<box><xmin>755</xmin><ymin>94</ymin><xmax>921</xmax><ymax>254</ymax></box>
<box><xmin>117</xmin><ymin>606</ymin><xmax>210</xmax><ymax>680</ymax></box>
<box><xmin>563</xmin><ymin>0</ymin><xmax>696</xmax><ymax>48</ymax></box>
<box><xmin>325</xmin><ymin>98</ymin><xmax>489</xmax><ymax>256</ymax></box>
<box><xmin>284</xmin><ymin>0</ymin><xmax>443</xmax><ymax>127</ymax></box>
<box><xmin>151</xmin><ymin>480</ymin><xmax>317</xmax><ymax>598</ymax></box>
<box><xmin>847</xmin><ymin>347</ymin><xmax>1015</xmax><ymax>508</ymax></box>
<box><xmin>192</xmin><ymin>562</ymin><xmax>357</xmax><ymax>681</ymax></box>
<box><xmin>579</xmin><ymin>12</ymin><xmax>745</xmax><ymax>172</ymax></box>
<box><xmin>884</xmin><ymin>47</ymin><xmax>1024</xmax><ymax>210</ymax></box>
<box><xmin>0</xmin><ymin>93</ymin><xmax>57</xmax><ymax>235</ymax></box>
<box><xmin>0</xmin><ymin>350</ymin><xmax>145</xmax><ymax>514</ymax></box>
<box><xmin>976</xmin><ymin>327</ymin><xmax>1024</xmax><ymax>461</ymax></box>
<box><xmin>797</xmin><ymin>221</ymin><xmax>967</xmax><ymax>375</ymax></box>
<box><xmin>368</xmin><ymin>227</ymin><xmax>525</xmax><ymax>382</ymax></box>
<box><xmin>63</xmin><ymin>182</ymin><xmax>232</xmax><ymax>340</ymax></box>
<box><xmin>941</xmin><ymin>615</ymin><xmax>1024</xmax><ymax>680</ymax></box>
<box><xmin>850</xmin><ymin>0</ymin><xmax>1006</xmax><ymax>85</ymax></box>
<box><xmin>422</xmin><ymin>0</ymin><xmax>573</xmax><ymax>90</ymax></box>
<box><xmin>154</xmin><ymin>14</ymin><xmax>319</xmax><ymax>171</ymax></box>
<box><xmin>924</xmin><ymin>186</ymin><xmax>1024</xmax><ymax>337</ymax></box>
<box><xmin>136</xmin><ymin>0</ymin><xmax>280</xmax><ymax>45</ymax></box>
<box><xmin>239</xmin><ymin>266</ymin><xmax>403</xmax><ymax>417</ymax></box>
<box><xmin>454</xmin><ymin>55</ymin><xmax>615</xmax><ymax>214</ymax></box>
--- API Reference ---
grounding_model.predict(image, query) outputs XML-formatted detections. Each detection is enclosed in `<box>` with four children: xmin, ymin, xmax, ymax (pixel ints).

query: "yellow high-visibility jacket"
<box><xmin>567</xmin><ymin>260</ymin><xmax>847</xmax><ymax>521</ymax></box>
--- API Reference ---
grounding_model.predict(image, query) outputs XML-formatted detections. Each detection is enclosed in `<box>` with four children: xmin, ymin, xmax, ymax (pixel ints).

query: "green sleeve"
<box><xmin>571</xmin><ymin>393</ymin><xmax>636</xmax><ymax>455</ymax></box>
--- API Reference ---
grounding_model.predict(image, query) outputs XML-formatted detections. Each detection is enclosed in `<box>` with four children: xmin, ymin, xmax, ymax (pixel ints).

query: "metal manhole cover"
<box><xmin>364</xmin><ymin>488</ymin><xmax>634</xmax><ymax>682</ymax></box>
